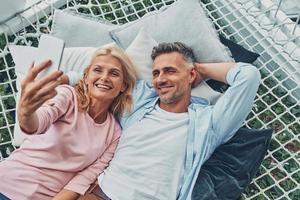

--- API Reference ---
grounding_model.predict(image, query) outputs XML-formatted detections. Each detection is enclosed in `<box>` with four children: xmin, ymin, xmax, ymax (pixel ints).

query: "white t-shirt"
<box><xmin>99</xmin><ymin>104</ymin><xmax>189</xmax><ymax>200</ymax></box>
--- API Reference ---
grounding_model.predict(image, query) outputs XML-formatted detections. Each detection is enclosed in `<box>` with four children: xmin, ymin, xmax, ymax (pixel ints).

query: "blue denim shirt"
<box><xmin>118</xmin><ymin>63</ymin><xmax>261</xmax><ymax>200</ymax></box>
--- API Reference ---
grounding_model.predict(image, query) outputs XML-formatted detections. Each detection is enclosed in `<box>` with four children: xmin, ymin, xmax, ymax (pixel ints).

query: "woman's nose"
<box><xmin>100</xmin><ymin>72</ymin><xmax>109</xmax><ymax>82</ymax></box>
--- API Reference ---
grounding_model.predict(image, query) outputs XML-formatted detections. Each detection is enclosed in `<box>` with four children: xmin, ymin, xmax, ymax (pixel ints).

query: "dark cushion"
<box><xmin>206</xmin><ymin>36</ymin><xmax>260</xmax><ymax>93</ymax></box>
<box><xmin>192</xmin><ymin>128</ymin><xmax>272</xmax><ymax>200</ymax></box>
<box><xmin>0</xmin><ymin>193</ymin><xmax>10</xmax><ymax>200</ymax></box>
<box><xmin>219</xmin><ymin>35</ymin><xmax>260</xmax><ymax>63</ymax></box>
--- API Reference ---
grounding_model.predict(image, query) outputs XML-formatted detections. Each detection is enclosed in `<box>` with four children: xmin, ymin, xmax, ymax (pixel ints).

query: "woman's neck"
<box><xmin>88</xmin><ymin>100</ymin><xmax>111</xmax><ymax>124</ymax></box>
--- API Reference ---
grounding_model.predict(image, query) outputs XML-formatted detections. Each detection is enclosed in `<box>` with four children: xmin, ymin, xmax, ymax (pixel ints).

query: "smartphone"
<box><xmin>35</xmin><ymin>34</ymin><xmax>64</xmax><ymax>79</ymax></box>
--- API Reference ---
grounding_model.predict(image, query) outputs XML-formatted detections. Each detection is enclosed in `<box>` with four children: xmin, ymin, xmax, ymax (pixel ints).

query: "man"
<box><xmin>56</xmin><ymin>42</ymin><xmax>261</xmax><ymax>200</ymax></box>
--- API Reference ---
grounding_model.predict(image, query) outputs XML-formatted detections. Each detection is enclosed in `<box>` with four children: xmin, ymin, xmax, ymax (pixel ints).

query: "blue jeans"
<box><xmin>91</xmin><ymin>186</ymin><xmax>111</xmax><ymax>200</ymax></box>
<box><xmin>0</xmin><ymin>194</ymin><xmax>10</xmax><ymax>200</ymax></box>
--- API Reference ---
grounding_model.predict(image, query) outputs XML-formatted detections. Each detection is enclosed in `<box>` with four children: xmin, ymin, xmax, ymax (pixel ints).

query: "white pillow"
<box><xmin>50</xmin><ymin>1</ymin><xmax>232</xmax><ymax>63</ymax></box>
<box><xmin>50</xmin><ymin>10</ymin><xmax>116</xmax><ymax>47</ymax></box>
<box><xmin>110</xmin><ymin>0</ymin><xmax>233</xmax><ymax>63</ymax></box>
<box><xmin>125</xmin><ymin>27</ymin><xmax>158</xmax><ymax>82</ymax></box>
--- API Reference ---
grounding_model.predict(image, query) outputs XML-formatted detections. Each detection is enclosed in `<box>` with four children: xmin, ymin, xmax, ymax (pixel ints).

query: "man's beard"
<box><xmin>159</xmin><ymin>91</ymin><xmax>185</xmax><ymax>104</ymax></box>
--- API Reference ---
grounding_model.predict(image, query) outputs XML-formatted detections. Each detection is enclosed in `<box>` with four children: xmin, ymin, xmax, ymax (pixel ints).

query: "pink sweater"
<box><xmin>0</xmin><ymin>85</ymin><xmax>121</xmax><ymax>200</ymax></box>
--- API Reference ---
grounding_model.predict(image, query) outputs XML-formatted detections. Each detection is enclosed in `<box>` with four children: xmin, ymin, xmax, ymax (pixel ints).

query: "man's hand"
<box><xmin>194</xmin><ymin>62</ymin><xmax>235</xmax><ymax>84</ymax></box>
<box><xmin>17</xmin><ymin>60</ymin><xmax>64</xmax><ymax>134</ymax></box>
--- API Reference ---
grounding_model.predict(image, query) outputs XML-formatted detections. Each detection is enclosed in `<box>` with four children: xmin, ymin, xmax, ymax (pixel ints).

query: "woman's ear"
<box><xmin>83</xmin><ymin>66</ymin><xmax>91</xmax><ymax>84</ymax></box>
<box><xmin>83</xmin><ymin>76</ymin><xmax>86</xmax><ymax>83</ymax></box>
<box><xmin>83</xmin><ymin>72</ymin><xmax>88</xmax><ymax>84</ymax></box>
<box><xmin>121</xmin><ymin>82</ymin><xmax>127</xmax><ymax>93</ymax></box>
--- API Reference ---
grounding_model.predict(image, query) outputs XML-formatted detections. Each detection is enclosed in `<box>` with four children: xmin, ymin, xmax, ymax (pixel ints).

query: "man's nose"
<box><xmin>157</xmin><ymin>73</ymin><xmax>167</xmax><ymax>84</ymax></box>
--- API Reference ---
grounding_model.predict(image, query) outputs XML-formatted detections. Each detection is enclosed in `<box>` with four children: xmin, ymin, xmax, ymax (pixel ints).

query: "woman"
<box><xmin>0</xmin><ymin>46</ymin><xmax>136</xmax><ymax>200</ymax></box>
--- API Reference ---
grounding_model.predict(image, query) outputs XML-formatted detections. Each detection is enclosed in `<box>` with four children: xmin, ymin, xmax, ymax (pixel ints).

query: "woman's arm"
<box><xmin>64</xmin><ymin>137</ymin><xmax>119</xmax><ymax>195</ymax></box>
<box><xmin>53</xmin><ymin>130</ymin><xmax>120</xmax><ymax>198</ymax></box>
<box><xmin>52</xmin><ymin>189</ymin><xmax>80</xmax><ymax>200</ymax></box>
<box><xmin>18</xmin><ymin>60</ymin><xmax>64</xmax><ymax>134</ymax></box>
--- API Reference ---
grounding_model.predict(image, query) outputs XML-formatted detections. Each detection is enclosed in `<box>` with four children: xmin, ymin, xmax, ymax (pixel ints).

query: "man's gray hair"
<box><xmin>151</xmin><ymin>42</ymin><xmax>196</xmax><ymax>64</ymax></box>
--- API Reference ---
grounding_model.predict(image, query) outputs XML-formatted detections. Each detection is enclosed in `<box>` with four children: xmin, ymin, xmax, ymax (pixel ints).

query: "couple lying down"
<box><xmin>0</xmin><ymin>42</ymin><xmax>260</xmax><ymax>200</ymax></box>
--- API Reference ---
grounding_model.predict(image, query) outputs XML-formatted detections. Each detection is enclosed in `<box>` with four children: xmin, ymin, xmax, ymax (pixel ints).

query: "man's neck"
<box><xmin>159</xmin><ymin>97</ymin><xmax>190</xmax><ymax>113</ymax></box>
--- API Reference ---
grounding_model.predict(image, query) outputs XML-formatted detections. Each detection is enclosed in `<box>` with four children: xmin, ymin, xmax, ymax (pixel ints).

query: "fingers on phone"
<box><xmin>34</xmin><ymin>81</ymin><xmax>61</xmax><ymax>99</ymax></box>
<box><xmin>37</xmin><ymin>70</ymin><xmax>63</xmax><ymax>85</ymax></box>
<box><xmin>30</xmin><ymin>73</ymin><xmax>63</xmax><ymax>94</ymax></box>
<box><xmin>26</xmin><ymin>60</ymin><xmax>52</xmax><ymax>81</ymax></box>
<box><xmin>30</xmin><ymin>91</ymin><xmax>57</xmax><ymax>111</ymax></box>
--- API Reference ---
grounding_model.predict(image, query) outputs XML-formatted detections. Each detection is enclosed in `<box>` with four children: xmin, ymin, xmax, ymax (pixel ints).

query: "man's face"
<box><xmin>152</xmin><ymin>52</ymin><xmax>196</xmax><ymax>104</ymax></box>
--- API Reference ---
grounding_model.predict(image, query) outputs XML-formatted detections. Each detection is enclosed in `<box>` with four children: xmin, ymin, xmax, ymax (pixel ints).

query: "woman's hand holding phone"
<box><xmin>17</xmin><ymin>60</ymin><xmax>64</xmax><ymax>134</ymax></box>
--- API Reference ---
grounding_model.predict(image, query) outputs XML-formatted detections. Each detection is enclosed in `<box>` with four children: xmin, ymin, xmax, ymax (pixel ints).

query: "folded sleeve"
<box><xmin>63</xmin><ymin>127</ymin><xmax>121</xmax><ymax>195</ymax></box>
<box><xmin>211</xmin><ymin>62</ymin><xmax>261</xmax><ymax>146</ymax></box>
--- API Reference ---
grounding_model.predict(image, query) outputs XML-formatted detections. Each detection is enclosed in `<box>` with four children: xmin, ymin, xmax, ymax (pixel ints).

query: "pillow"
<box><xmin>192</xmin><ymin>128</ymin><xmax>272</xmax><ymax>200</ymax></box>
<box><xmin>125</xmin><ymin>27</ymin><xmax>158</xmax><ymax>82</ymax></box>
<box><xmin>126</xmin><ymin>27</ymin><xmax>222</xmax><ymax>104</ymax></box>
<box><xmin>207</xmin><ymin>36</ymin><xmax>260</xmax><ymax>93</ymax></box>
<box><xmin>50</xmin><ymin>9</ymin><xmax>116</xmax><ymax>47</ymax></box>
<box><xmin>110</xmin><ymin>0</ymin><xmax>233</xmax><ymax>63</ymax></box>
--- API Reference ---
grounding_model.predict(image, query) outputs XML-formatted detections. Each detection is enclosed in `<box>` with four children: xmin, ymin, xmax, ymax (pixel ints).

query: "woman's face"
<box><xmin>85</xmin><ymin>54</ymin><xmax>126</xmax><ymax>103</ymax></box>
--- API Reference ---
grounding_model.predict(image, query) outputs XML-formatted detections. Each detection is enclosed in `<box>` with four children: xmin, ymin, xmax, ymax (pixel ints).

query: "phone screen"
<box><xmin>35</xmin><ymin>34</ymin><xmax>64</xmax><ymax>79</ymax></box>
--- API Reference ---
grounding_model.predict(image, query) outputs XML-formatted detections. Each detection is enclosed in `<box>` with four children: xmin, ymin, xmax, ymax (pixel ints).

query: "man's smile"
<box><xmin>157</xmin><ymin>85</ymin><xmax>174</xmax><ymax>92</ymax></box>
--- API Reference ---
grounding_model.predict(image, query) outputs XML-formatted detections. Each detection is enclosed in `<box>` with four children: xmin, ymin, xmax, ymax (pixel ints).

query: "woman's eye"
<box><xmin>111</xmin><ymin>72</ymin><xmax>120</xmax><ymax>77</ymax></box>
<box><xmin>94</xmin><ymin>68</ymin><xmax>102</xmax><ymax>73</ymax></box>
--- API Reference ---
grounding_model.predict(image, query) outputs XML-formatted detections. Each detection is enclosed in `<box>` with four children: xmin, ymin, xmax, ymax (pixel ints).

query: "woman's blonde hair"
<box><xmin>75</xmin><ymin>45</ymin><xmax>137</xmax><ymax>118</ymax></box>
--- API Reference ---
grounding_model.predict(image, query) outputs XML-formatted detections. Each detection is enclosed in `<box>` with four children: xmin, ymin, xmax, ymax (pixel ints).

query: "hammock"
<box><xmin>0</xmin><ymin>0</ymin><xmax>299</xmax><ymax>199</ymax></box>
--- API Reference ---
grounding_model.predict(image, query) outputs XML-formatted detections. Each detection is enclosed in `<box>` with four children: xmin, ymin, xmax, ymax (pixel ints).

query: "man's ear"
<box><xmin>191</xmin><ymin>66</ymin><xmax>204</xmax><ymax>88</ymax></box>
<box><xmin>189</xmin><ymin>67</ymin><xmax>198</xmax><ymax>84</ymax></box>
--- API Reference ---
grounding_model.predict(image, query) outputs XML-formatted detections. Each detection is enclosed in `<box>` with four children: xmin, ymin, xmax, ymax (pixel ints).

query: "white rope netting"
<box><xmin>0</xmin><ymin>0</ymin><xmax>299</xmax><ymax>199</ymax></box>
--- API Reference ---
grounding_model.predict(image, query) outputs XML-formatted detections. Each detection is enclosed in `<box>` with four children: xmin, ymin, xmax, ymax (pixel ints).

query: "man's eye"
<box><xmin>152</xmin><ymin>72</ymin><xmax>159</xmax><ymax>77</ymax></box>
<box><xmin>167</xmin><ymin>70</ymin><xmax>176</xmax><ymax>74</ymax></box>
